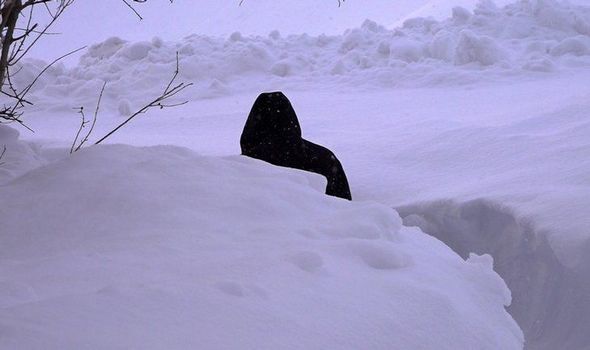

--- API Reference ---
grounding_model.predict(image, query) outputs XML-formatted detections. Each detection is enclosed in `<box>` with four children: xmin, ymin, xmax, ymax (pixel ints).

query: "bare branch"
<box><xmin>1</xmin><ymin>0</ymin><xmax>76</xmax><ymax>127</ymax></box>
<box><xmin>70</xmin><ymin>106</ymin><xmax>86</xmax><ymax>154</ymax></box>
<box><xmin>0</xmin><ymin>144</ymin><xmax>6</xmax><ymax>166</ymax></box>
<box><xmin>95</xmin><ymin>52</ymin><xmax>192</xmax><ymax>145</ymax></box>
<box><xmin>71</xmin><ymin>81</ymin><xmax>106</xmax><ymax>153</ymax></box>
<box><xmin>10</xmin><ymin>0</ymin><xmax>75</xmax><ymax>64</ymax></box>
<box><xmin>1</xmin><ymin>0</ymin><xmax>176</xmax><ymax>131</ymax></box>
<box><xmin>0</xmin><ymin>46</ymin><xmax>85</xmax><ymax>129</ymax></box>
<box><xmin>121</xmin><ymin>0</ymin><xmax>143</xmax><ymax>20</ymax></box>
<box><xmin>122</xmin><ymin>0</ymin><xmax>174</xmax><ymax>20</ymax></box>
<box><xmin>14</xmin><ymin>27</ymin><xmax>61</xmax><ymax>35</ymax></box>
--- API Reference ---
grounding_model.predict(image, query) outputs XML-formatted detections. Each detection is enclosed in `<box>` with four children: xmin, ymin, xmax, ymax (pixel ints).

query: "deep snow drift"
<box><xmin>2</xmin><ymin>0</ymin><xmax>590</xmax><ymax>349</ymax></box>
<box><xmin>0</xmin><ymin>139</ymin><xmax>523</xmax><ymax>349</ymax></box>
<box><xmin>15</xmin><ymin>0</ymin><xmax>590</xmax><ymax>112</ymax></box>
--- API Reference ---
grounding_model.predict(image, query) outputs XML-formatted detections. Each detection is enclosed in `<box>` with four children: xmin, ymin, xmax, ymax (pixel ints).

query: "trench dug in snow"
<box><xmin>398</xmin><ymin>199</ymin><xmax>590</xmax><ymax>350</ymax></box>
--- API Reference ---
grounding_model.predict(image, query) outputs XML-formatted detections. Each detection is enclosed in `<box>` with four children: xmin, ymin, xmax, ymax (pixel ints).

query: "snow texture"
<box><xmin>0</xmin><ymin>142</ymin><xmax>523</xmax><ymax>349</ymax></box>
<box><xmin>3</xmin><ymin>0</ymin><xmax>590</xmax><ymax>349</ymax></box>
<box><xmin>12</xmin><ymin>0</ymin><xmax>590</xmax><ymax>112</ymax></box>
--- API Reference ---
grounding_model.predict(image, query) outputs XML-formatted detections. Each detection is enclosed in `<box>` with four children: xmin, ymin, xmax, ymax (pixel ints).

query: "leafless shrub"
<box><xmin>93</xmin><ymin>52</ymin><xmax>192</xmax><ymax>146</ymax></box>
<box><xmin>0</xmin><ymin>0</ymin><xmax>167</xmax><ymax>130</ymax></box>
<box><xmin>70</xmin><ymin>52</ymin><xmax>192</xmax><ymax>151</ymax></box>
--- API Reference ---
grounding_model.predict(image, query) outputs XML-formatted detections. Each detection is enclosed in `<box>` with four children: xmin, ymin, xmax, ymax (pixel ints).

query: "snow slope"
<box><xmin>0</xmin><ymin>141</ymin><xmax>523</xmax><ymax>349</ymax></box>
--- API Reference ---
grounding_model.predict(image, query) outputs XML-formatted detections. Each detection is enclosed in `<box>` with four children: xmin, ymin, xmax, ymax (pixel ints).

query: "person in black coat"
<box><xmin>240</xmin><ymin>91</ymin><xmax>352</xmax><ymax>200</ymax></box>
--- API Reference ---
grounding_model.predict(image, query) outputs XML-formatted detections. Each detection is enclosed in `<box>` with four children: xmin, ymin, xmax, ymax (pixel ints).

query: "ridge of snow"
<box><xmin>0</xmin><ymin>142</ymin><xmax>523</xmax><ymax>349</ymax></box>
<box><xmin>11</xmin><ymin>0</ymin><xmax>590</xmax><ymax>112</ymax></box>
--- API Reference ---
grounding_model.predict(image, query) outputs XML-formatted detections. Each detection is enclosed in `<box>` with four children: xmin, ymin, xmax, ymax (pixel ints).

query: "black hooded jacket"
<box><xmin>241</xmin><ymin>92</ymin><xmax>352</xmax><ymax>200</ymax></box>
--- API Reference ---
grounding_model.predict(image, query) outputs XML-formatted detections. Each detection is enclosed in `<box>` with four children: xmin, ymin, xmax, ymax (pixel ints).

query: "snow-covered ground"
<box><xmin>0</xmin><ymin>142</ymin><xmax>523</xmax><ymax>349</ymax></box>
<box><xmin>2</xmin><ymin>0</ymin><xmax>590</xmax><ymax>349</ymax></box>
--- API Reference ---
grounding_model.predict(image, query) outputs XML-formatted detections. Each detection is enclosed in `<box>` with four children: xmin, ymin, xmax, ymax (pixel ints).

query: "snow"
<box><xmin>0</xmin><ymin>143</ymin><xmax>523</xmax><ymax>349</ymax></box>
<box><xmin>0</xmin><ymin>126</ymin><xmax>45</xmax><ymax>183</ymax></box>
<box><xmin>14</xmin><ymin>0</ymin><xmax>590</xmax><ymax>113</ymax></box>
<box><xmin>27</xmin><ymin>0</ymin><xmax>438</xmax><ymax>61</ymax></box>
<box><xmin>3</xmin><ymin>0</ymin><xmax>590</xmax><ymax>349</ymax></box>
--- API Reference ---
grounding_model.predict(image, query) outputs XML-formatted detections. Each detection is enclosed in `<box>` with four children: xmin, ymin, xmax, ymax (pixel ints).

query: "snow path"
<box><xmin>399</xmin><ymin>200</ymin><xmax>590</xmax><ymax>350</ymax></box>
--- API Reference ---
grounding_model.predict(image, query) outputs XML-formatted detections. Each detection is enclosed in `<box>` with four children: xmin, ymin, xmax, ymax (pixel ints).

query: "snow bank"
<box><xmin>12</xmin><ymin>0</ymin><xmax>590</xmax><ymax>110</ymax></box>
<box><xmin>399</xmin><ymin>199</ymin><xmax>590</xmax><ymax>350</ymax></box>
<box><xmin>0</xmin><ymin>142</ymin><xmax>523</xmax><ymax>349</ymax></box>
<box><xmin>3</xmin><ymin>1</ymin><xmax>589</xmax><ymax>348</ymax></box>
<box><xmin>0</xmin><ymin>125</ymin><xmax>45</xmax><ymax>184</ymax></box>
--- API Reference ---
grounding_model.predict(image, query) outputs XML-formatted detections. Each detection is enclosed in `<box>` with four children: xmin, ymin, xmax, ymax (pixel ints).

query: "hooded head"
<box><xmin>241</xmin><ymin>92</ymin><xmax>302</xmax><ymax>149</ymax></box>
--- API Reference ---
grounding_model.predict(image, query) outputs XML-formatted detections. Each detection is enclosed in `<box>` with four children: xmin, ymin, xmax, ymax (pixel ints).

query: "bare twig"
<box><xmin>70</xmin><ymin>106</ymin><xmax>86</xmax><ymax>154</ymax></box>
<box><xmin>1</xmin><ymin>0</ymin><xmax>76</xmax><ymax>128</ymax></box>
<box><xmin>71</xmin><ymin>81</ymin><xmax>106</xmax><ymax>153</ymax></box>
<box><xmin>13</xmin><ymin>46</ymin><xmax>85</xmax><ymax>110</ymax></box>
<box><xmin>0</xmin><ymin>144</ymin><xmax>6</xmax><ymax>166</ymax></box>
<box><xmin>94</xmin><ymin>52</ymin><xmax>192</xmax><ymax>145</ymax></box>
<box><xmin>0</xmin><ymin>0</ymin><xmax>176</xmax><ymax>131</ymax></box>
<box><xmin>11</xmin><ymin>0</ymin><xmax>75</xmax><ymax>65</ymax></box>
<box><xmin>122</xmin><ymin>0</ymin><xmax>173</xmax><ymax>20</ymax></box>
<box><xmin>121</xmin><ymin>0</ymin><xmax>143</xmax><ymax>20</ymax></box>
<box><xmin>0</xmin><ymin>45</ymin><xmax>85</xmax><ymax>131</ymax></box>
<box><xmin>14</xmin><ymin>27</ymin><xmax>61</xmax><ymax>35</ymax></box>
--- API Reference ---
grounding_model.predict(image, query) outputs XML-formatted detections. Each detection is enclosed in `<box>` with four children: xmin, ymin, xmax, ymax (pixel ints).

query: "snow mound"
<box><xmin>399</xmin><ymin>199</ymin><xmax>590</xmax><ymax>350</ymax></box>
<box><xmin>11</xmin><ymin>0</ymin><xmax>590</xmax><ymax>110</ymax></box>
<box><xmin>0</xmin><ymin>125</ymin><xmax>45</xmax><ymax>184</ymax></box>
<box><xmin>0</xmin><ymin>144</ymin><xmax>523</xmax><ymax>349</ymax></box>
